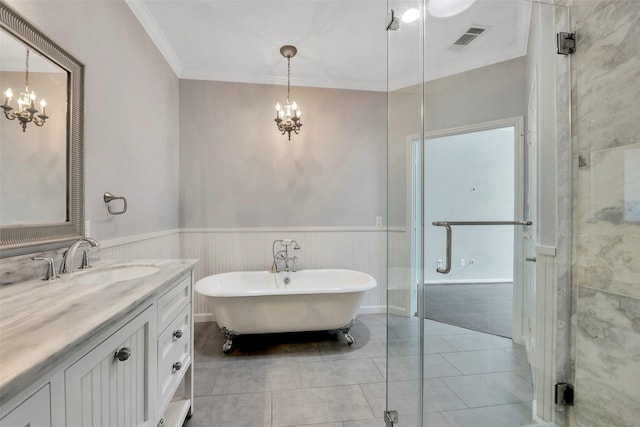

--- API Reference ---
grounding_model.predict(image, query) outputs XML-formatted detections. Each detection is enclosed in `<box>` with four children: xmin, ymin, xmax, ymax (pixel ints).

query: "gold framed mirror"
<box><xmin>0</xmin><ymin>2</ymin><xmax>84</xmax><ymax>257</ymax></box>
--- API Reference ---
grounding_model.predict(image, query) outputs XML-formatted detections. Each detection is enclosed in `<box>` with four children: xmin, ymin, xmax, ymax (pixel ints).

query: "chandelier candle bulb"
<box><xmin>274</xmin><ymin>44</ymin><xmax>303</xmax><ymax>140</ymax></box>
<box><xmin>4</xmin><ymin>88</ymin><xmax>11</xmax><ymax>105</ymax></box>
<box><xmin>40</xmin><ymin>99</ymin><xmax>46</xmax><ymax>115</ymax></box>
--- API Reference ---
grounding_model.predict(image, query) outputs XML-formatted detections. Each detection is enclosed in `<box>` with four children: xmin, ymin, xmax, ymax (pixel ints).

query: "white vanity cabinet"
<box><xmin>0</xmin><ymin>261</ymin><xmax>196</xmax><ymax>427</ymax></box>
<box><xmin>65</xmin><ymin>305</ymin><xmax>156</xmax><ymax>427</ymax></box>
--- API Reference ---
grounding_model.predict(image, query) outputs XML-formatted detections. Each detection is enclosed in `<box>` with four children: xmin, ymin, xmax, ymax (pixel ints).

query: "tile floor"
<box><xmin>424</xmin><ymin>283</ymin><xmax>513</xmax><ymax>338</ymax></box>
<box><xmin>186</xmin><ymin>314</ymin><xmax>535</xmax><ymax>427</ymax></box>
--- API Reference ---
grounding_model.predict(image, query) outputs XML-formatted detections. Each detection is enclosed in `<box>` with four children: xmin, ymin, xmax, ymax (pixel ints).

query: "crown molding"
<box><xmin>125</xmin><ymin>0</ymin><xmax>183</xmax><ymax>77</ymax></box>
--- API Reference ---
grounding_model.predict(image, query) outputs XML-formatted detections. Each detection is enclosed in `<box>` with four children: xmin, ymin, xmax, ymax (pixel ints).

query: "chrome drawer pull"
<box><xmin>172</xmin><ymin>361</ymin><xmax>182</xmax><ymax>372</ymax></box>
<box><xmin>115</xmin><ymin>347</ymin><xmax>131</xmax><ymax>361</ymax></box>
<box><xmin>173</xmin><ymin>329</ymin><xmax>183</xmax><ymax>340</ymax></box>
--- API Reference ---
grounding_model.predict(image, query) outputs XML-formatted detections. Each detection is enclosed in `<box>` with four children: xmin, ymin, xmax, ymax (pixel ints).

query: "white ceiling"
<box><xmin>126</xmin><ymin>0</ymin><xmax>532</xmax><ymax>92</ymax></box>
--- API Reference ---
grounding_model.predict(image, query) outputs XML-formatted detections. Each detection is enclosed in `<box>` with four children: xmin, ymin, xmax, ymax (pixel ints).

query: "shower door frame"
<box><xmin>387</xmin><ymin>2</ymin><xmax>574</xmax><ymax>426</ymax></box>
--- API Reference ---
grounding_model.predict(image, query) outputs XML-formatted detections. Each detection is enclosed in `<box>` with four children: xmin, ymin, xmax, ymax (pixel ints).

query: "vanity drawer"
<box><xmin>0</xmin><ymin>384</ymin><xmax>50</xmax><ymax>427</ymax></box>
<box><xmin>157</xmin><ymin>274</ymin><xmax>191</xmax><ymax>334</ymax></box>
<box><xmin>157</xmin><ymin>304</ymin><xmax>191</xmax><ymax>412</ymax></box>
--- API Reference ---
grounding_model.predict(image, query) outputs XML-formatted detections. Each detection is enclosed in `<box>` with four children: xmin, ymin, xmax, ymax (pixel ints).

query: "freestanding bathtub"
<box><xmin>195</xmin><ymin>269</ymin><xmax>376</xmax><ymax>352</ymax></box>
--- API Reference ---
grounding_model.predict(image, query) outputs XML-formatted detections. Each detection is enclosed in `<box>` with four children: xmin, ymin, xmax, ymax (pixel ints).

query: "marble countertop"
<box><xmin>0</xmin><ymin>258</ymin><xmax>198</xmax><ymax>403</ymax></box>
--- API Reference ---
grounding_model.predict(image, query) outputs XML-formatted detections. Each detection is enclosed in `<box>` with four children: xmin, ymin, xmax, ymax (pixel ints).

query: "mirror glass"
<box><xmin>0</xmin><ymin>3</ymin><xmax>84</xmax><ymax>257</ymax></box>
<box><xmin>0</xmin><ymin>28</ymin><xmax>68</xmax><ymax>225</ymax></box>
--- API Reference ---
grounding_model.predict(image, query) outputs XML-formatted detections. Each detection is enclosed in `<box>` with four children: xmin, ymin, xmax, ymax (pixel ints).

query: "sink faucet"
<box><xmin>271</xmin><ymin>239</ymin><xmax>301</xmax><ymax>273</ymax></box>
<box><xmin>60</xmin><ymin>237</ymin><xmax>99</xmax><ymax>274</ymax></box>
<box><xmin>32</xmin><ymin>257</ymin><xmax>58</xmax><ymax>281</ymax></box>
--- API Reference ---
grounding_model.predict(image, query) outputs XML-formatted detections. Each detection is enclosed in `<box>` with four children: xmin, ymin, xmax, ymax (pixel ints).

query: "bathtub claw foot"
<box><xmin>340</xmin><ymin>319</ymin><xmax>356</xmax><ymax>345</ymax></box>
<box><xmin>344</xmin><ymin>332</ymin><xmax>355</xmax><ymax>345</ymax></box>
<box><xmin>220</xmin><ymin>327</ymin><xmax>238</xmax><ymax>353</ymax></box>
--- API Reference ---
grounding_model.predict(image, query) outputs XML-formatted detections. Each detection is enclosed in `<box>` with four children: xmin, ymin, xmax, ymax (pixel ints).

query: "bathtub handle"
<box><xmin>432</xmin><ymin>220</ymin><xmax>532</xmax><ymax>274</ymax></box>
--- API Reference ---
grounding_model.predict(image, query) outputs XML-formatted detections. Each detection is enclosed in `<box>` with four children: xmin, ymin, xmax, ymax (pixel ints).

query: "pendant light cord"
<box><xmin>287</xmin><ymin>56</ymin><xmax>291</xmax><ymax>105</ymax></box>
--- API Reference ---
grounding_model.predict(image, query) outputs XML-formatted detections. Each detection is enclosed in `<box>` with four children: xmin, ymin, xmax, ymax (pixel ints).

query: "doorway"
<box><xmin>410</xmin><ymin>119</ymin><xmax>525</xmax><ymax>339</ymax></box>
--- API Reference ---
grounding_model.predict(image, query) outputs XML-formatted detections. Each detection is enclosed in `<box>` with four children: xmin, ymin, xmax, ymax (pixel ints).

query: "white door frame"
<box><xmin>407</xmin><ymin>116</ymin><xmax>526</xmax><ymax>336</ymax></box>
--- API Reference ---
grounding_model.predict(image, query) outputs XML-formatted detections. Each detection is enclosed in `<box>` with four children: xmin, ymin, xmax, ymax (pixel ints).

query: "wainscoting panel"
<box><xmin>180</xmin><ymin>228</ymin><xmax>388</xmax><ymax>320</ymax></box>
<box><xmin>99</xmin><ymin>230</ymin><xmax>180</xmax><ymax>261</ymax></box>
<box><xmin>534</xmin><ymin>247</ymin><xmax>557</xmax><ymax>422</ymax></box>
<box><xmin>387</xmin><ymin>230</ymin><xmax>411</xmax><ymax>316</ymax></box>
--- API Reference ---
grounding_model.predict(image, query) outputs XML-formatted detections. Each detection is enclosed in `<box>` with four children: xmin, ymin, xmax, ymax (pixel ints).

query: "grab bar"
<box><xmin>103</xmin><ymin>192</ymin><xmax>128</xmax><ymax>215</ymax></box>
<box><xmin>432</xmin><ymin>220</ymin><xmax>532</xmax><ymax>274</ymax></box>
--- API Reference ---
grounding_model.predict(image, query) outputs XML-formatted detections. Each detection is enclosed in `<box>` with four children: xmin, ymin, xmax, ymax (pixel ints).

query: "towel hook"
<box><xmin>104</xmin><ymin>192</ymin><xmax>127</xmax><ymax>215</ymax></box>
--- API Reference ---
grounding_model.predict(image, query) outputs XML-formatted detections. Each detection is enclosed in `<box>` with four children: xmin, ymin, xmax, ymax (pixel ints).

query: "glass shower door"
<box><xmin>386</xmin><ymin>1</ymin><xmax>573</xmax><ymax>426</ymax></box>
<box><xmin>386</xmin><ymin>0</ymin><xmax>424</xmax><ymax>425</ymax></box>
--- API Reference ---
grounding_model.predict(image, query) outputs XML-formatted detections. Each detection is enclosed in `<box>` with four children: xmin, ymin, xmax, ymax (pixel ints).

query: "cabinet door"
<box><xmin>0</xmin><ymin>384</ymin><xmax>51</xmax><ymax>427</ymax></box>
<box><xmin>65</xmin><ymin>307</ymin><xmax>154</xmax><ymax>427</ymax></box>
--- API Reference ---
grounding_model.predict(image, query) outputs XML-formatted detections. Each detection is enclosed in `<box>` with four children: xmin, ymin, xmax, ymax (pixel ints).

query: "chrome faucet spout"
<box><xmin>61</xmin><ymin>237</ymin><xmax>99</xmax><ymax>274</ymax></box>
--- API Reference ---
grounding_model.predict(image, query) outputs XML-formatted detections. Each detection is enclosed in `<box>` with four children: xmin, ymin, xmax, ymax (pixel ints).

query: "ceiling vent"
<box><xmin>452</xmin><ymin>26</ymin><xmax>488</xmax><ymax>47</ymax></box>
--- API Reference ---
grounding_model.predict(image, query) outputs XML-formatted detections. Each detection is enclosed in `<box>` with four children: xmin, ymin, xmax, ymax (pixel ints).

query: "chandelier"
<box><xmin>2</xmin><ymin>48</ymin><xmax>48</xmax><ymax>132</ymax></box>
<box><xmin>274</xmin><ymin>45</ymin><xmax>302</xmax><ymax>140</ymax></box>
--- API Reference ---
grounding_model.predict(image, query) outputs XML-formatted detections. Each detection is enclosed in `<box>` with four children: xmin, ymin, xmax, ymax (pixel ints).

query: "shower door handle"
<box><xmin>432</xmin><ymin>221</ymin><xmax>532</xmax><ymax>274</ymax></box>
<box><xmin>435</xmin><ymin>223</ymin><xmax>452</xmax><ymax>274</ymax></box>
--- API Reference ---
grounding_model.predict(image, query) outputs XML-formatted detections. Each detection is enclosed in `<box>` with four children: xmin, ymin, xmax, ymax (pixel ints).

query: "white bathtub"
<box><xmin>195</xmin><ymin>269</ymin><xmax>376</xmax><ymax>352</ymax></box>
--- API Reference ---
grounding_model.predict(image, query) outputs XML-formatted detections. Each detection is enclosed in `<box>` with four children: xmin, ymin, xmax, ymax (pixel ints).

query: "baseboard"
<box><xmin>424</xmin><ymin>278</ymin><xmax>513</xmax><ymax>285</ymax></box>
<box><xmin>194</xmin><ymin>313</ymin><xmax>215</xmax><ymax>323</ymax></box>
<box><xmin>358</xmin><ymin>305</ymin><xmax>386</xmax><ymax>315</ymax></box>
<box><xmin>180</xmin><ymin>226</ymin><xmax>388</xmax><ymax>233</ymax></box>
<box><xmin>388</xmin><ymin>305</ymin><xmax>411</xmax><ymax>317</ymax></box>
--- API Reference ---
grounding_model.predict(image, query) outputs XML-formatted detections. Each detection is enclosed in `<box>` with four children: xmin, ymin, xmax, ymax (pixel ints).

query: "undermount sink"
<box><xmin>73</xmin><ymin>264</ymin><xmax>160</xmax><ymax>285</ymax></box>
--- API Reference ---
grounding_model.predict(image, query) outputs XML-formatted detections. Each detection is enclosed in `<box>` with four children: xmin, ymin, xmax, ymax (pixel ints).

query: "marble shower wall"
<box><xmin>571</xmin><ymin>1</ymin><xmax>640</xmax><ymax>426</ymax></box>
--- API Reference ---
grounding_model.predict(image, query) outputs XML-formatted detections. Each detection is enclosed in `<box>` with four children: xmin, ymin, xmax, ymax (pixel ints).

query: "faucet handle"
<box><xmin>32</xmin><ymin>257</ymin><xmax>58</xmax><ymax>281</ymax></box>
<box><xmin>80</xmin><ymin>249</ymin><xmax>92</xmax><ymax>269</ymax></box>
<box><xmin>59</xmin><ymin>250</ymin><xmax>69</xmax><ymax>274</ymax></box>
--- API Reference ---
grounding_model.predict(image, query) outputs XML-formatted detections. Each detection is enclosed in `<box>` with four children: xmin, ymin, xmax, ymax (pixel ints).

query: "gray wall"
<box><xmin>423</xmin><ymin>57</ymin><xmax>527</xmax><ymax>133</ymax></box>
<box><xmin>179</xmin><ymin>80</ymin><xmax>387</xmax><ymax>227</ymax></box>
<box><xmin>6</xmin><ymin>0</ymin><xmax>180</xmax><ymax>241</ymax></box>
<box><xmin>387</xmin><ymin>57</ymin><xmax>528</xmax><ymax>228</ymax></box>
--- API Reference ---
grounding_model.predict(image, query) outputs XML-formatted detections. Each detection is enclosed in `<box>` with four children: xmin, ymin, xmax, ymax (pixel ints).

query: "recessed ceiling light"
<box><xmin>401</xmin><ymin>8</ymin><xmax>420</xmax><ymax>23</ymax></box>
<box><xmin>427</xmin><ymin>0</ymin><xmax>476</xmax><ymax>18</ymax></box>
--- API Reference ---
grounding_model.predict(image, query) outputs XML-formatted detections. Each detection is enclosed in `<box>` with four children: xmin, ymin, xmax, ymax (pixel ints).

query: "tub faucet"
<box><xmin>271</xmin><ymin>239</ymin><xmax>301</xmax><ymax>273</ymax></box>
<box><xmin>285</xmin><ymin>255</ymin><xmax>298</xmax><ymax>273</ymax></box>
<box><xmin>60</xmin><ymin>237</ymin><xmax>99</xmax><ymax>274</ymax></box>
